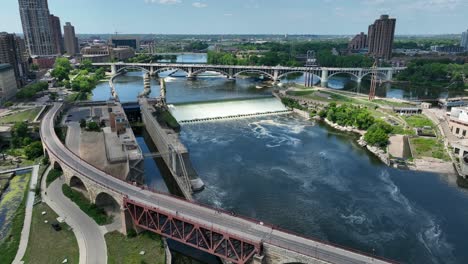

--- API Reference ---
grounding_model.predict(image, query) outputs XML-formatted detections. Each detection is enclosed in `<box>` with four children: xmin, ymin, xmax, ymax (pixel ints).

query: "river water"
<box><xmin>90</xmin><ymin>55</ymin><xmax>468</xmax><ymax>263</ymax></box>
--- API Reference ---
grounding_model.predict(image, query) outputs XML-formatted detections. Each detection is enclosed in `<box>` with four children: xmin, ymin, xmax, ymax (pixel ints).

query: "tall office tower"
<box><xmin>18</xmin><ymin>0</ymin><xmax>56</xmax><ymax>56</ymax></box>
<box><xmin>461</xmin><ymin>29</ymin><xmax>468</xmax><ymax>50</ymax></box>
<box><xmin>49</xmin><ymin>14</ymin><xmax>64</xmax><ymax>54</ymax></box>
<box><xmin>0</xmin><ymin>32</ymin><xmax>29</xmax><ymax>86</ymax></box>
<box><xmin>348</xmin><ymin>32</ymin><xmax>368</xmax><ymax>51</ymax></box>
<box><xmin>368</xmin><ymin>15</ymin><xmax>396</xmax><ymax>60</ymax></box>
<box><xmin>63</xmin><ymin>22</ymin><xmax>79</xmax><ymax>56</ymax></box>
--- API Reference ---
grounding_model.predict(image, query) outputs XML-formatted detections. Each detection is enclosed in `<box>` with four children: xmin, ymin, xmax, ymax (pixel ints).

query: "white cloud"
<box><xmin>224</xmin><ymin>13</ymin><xmax>233</xmax><ymax>16</ymax></box>
<box><xmin>192</xmin><ymin>2</ymin><xmax>207</xmax><ymax>8</ymax></box>
<box><xmin>145</xmin><ymin>0</ymin><xmax>181</xmax><ymax>5</ymax></box>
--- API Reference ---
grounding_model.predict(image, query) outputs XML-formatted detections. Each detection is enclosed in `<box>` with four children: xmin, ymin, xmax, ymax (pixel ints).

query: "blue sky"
<box><xmin>1</xmin><ymin>0</ymin><xmax>467</xmax><ymax>35</ymax></box>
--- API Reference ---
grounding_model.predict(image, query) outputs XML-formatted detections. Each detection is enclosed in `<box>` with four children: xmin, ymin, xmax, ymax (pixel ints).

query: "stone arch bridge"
<box><xmin>93</xmin><ymin>62</ymin><xmax>405</xmax><ymax>87</ymax></box>
<box><xmin>41</xmin><ymin>103</ymin><xmax>393</xmax><ymax>264</ymax></box>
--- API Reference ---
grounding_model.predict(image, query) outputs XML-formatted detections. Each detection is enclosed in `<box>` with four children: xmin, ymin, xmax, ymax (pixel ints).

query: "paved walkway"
<box><xmin>12</xmin><ymin>165</ymin><xmax>39</xmax><ymax>264</ymax></box>
<box><xmin>40</xmin><ymin>166</ymin><xmax>107</xmax><ymax>264</ymax></box>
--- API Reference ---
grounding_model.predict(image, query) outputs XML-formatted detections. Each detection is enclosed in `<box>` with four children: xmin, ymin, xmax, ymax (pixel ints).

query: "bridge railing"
<box><xmin>43</xmin><ymin>104</ymin><xmax>396</xmax><ymax>263</ymax></box>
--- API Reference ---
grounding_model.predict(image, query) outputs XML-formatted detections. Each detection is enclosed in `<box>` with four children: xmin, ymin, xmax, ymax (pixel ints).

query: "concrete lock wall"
<box><xmin>258</xmin><ymin>244</ymin><xmax>330</xmax><ymax>264</ymax></box>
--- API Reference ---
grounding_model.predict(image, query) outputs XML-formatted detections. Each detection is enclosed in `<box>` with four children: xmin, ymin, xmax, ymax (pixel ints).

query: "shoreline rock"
<box><xmin>323</xmin><ymin>118</ymin><xmax>391</xmax><ymax>165</ymax></box>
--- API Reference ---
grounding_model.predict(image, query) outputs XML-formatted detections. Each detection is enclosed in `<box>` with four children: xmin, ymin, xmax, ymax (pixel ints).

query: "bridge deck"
<box><xmin>42</xmin><ymin>103</ymin><xmax>393</xmax><ymax>264</ymax></box>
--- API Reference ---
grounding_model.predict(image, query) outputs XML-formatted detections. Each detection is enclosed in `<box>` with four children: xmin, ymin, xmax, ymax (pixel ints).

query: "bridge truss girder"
<box><xmin>124</xmin><ymin>198</ymin><xmax>261</xmax><ymax>264</ymax></box>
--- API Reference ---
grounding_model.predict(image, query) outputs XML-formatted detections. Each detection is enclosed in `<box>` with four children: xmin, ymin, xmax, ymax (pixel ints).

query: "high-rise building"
<box><xmin>111</xmin><ymin>36</ymin><xmax>140</xmax><ymax>50</ymax></box>
<box><xmin>368</xmin><ymin>15</ymin><xmax>396</xmax><ymax>60</ymax></box>
<box><xmin>49</xmin><ymin>14</ymin><xmax>64</xmax><ymax>54</ymax></box>
<box><xmin>348</xmin><ymin>32</ymin><xmax>368</xmax><ymax>51</ymax></box>
<box><xmin>461</xmin><ymin>29</ymin><xmax>468</xmax><ymax>51</ymax></box>
<box><xmin>0</xmin><ymin>64</ymin><xmax>18</xmax><ymax>104</ymax></box>
<box><xmin>0</xmin><ymin>32</ymin><xmax>29</xmax><ymax>86</ymax></box>
<box><xmin>63</xmin><ymin>22</ymin><xmax>79</xmax><ymax>56</ymax></box>
<box><xmin>18</xmin><ymin>0</ymin><xmax>56</xmax><ymax>56</ymax></box>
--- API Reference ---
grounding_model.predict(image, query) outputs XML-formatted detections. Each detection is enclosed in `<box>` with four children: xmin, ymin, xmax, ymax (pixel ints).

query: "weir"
<box><xmin>168</xmin><ymin>97</ymin><xmax>291</xmax><ymax>123</ymax></box>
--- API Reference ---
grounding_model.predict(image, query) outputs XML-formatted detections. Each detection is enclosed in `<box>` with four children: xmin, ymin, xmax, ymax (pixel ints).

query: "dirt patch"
<box><xmin>409</xmin><ymin>157</ymin><xmax>456</xmax><ymax>176</ymax></box>
<box><xmin>79</xmin><ymin>131</ymin><xmax>128</xmax><ymax>180</ymax></box>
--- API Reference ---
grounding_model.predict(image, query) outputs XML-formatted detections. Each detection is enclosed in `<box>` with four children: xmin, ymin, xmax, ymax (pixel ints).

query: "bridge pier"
<box><xmin>227</xmin><ymin>76</ymin><xmax>236</xmax><ymax>82</ymax></box>
<box><xmin>111</xmin><ymin>64</ymin><xmax>117</xmax><ymax>75</ymax></box>
<box><xmin>387</xmin><ymin>69</ymin><xmax>393</xmax><ymax>81</ymax></box>
<box><xmin>251</xmin><ymin>254</ymin><xmax>265</xmax><ymax>264</ymax></box>
<box><xmin>320</xmin><ymin>68</ymin><xmax>328</xmax><ymax>88</ymax></box>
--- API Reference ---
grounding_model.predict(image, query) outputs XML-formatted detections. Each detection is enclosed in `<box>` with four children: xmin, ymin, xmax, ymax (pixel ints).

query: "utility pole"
<box><xmin>368</xmin><ymin>58</ymin><xmax>378</xmax><ymax>101</ymax></box>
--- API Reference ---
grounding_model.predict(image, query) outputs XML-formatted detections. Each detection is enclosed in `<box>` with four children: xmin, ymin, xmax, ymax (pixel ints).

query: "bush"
<box><xmin>24</xmin><ymin>141</ymin><xmax>43</xmax><ymax>160</ymax></box>
<box><xmin>324</xmin><ymin>103</ymin><xmax>375</xmax><ymax>130</ymax></box>
<box><xmin>281</xmin><ymin>97</ymin><xmax>304</xmax><ymax>110</ymax></box>
<box><xmin>16</xmin><ymin>82</ymin><xmax>48</xmax><ymax>99</ymax></box>
<box><xmin>62</xmin><ymin>184</ymin><xmax>111</xmax><ymax>225</ymax></box>
<box><xmin>86</xmin><ymin>121</ymin><xmax>100</xmax><ymax>132</ymax></box>
<box><xmin>364</xmin><ymin>122</ymin><xmax>391</xmax><ymax>147</ymax></box>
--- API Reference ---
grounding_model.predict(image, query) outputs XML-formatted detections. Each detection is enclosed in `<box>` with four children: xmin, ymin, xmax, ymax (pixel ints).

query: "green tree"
<box><xmin>51</xmin><ymin>66</ymin><xmax>70</xmax><ymax>81</ymax></box>
<box><xmin>55</xmin><ymin>57</ymin><xmax>72</xmax><ymax>71</ymax></box>
<box><xmin>86</xmin><ymin>121</ymin><xmax>100</xmax><ymax>131</ymax></box>
<box><xmin>364</xmin><ymin>122</ymin><xmax>392</xmax><ymax>147</ymax></box>
<box><xmin>79</xmin><ymin>119</ymin><xmax>86</xmax><ymax>128</ymax></box>
<box><xmin>80</xmin><ymin>59</ymin><xmax>93</xmax><ymax>72</ymax></box>
<box><xmin>49</xmin><ymin>92</ymin><xmax>58</xmax><ymax>101</ymax></box>
<box><xmin>24</xmin><ymin>141</ymin><xmax>43</xmax><ymax>160</ymax></box>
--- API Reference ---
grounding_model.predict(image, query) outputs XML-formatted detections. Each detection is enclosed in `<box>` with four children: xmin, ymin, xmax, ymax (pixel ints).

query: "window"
<box><xmin>456</xmin><ymin>128</ymin><xmax>460</xmax><ymax>134</ymax></box>
<box><xmin>463</xmin><ymin>130</ymin><xmax>467</xmax><ymax>137</ymax></box>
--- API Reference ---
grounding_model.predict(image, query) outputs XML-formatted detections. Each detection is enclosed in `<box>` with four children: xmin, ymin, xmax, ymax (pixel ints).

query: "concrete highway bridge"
<box><xmin>93</xmin><ymin>62</ymin><xmax>405</xmax><ymax>87</ymax></box>
<box><xmin>41</xmin><ymin>103</ymin><xmax>394</xmax><ymax>264</ymax></box>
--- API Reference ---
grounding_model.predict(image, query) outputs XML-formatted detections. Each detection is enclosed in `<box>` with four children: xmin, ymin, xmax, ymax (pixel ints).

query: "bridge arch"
<box><xmin>361</xmin><ymin>71</ymin><xmax>389</xmax><ymax>80</ymax></box>
<box><xmin>154</xmin><ymin>67</ymin><xmax>189</xmax><ymax>75</ymax></box>
<box><xmin>95</xmin><ymin>191</ymin><xmax>121</xmax><ymax>214</ymax></box>
<box><xmin>328</xmin><ymin>71</ymin><xmax>360</xmax><ymax>80</ymax></box>
<box><xmin>116</xmin><ymin>65</ymin><xmax>151</xmax><ymax>74</ymax></box>
<box><xmin>278</xmin><ymin>71</ymin><xmax>321</xmax><ymax>81</ymax></box>
<box><xmin>234</xmin><ymin>70</ymin><xmax>274</xmax><ymax>80</ymax></box>
<box><xmin>53</xmin><ymin>160</ymin><xmax>63</xmax><ymax>171</ymax></box>
<box><xmin>70</xmin><ymin>175</ymin><xmax>88</xmax><ymax>193</ymax></box>
<box><xmin>192</xmin><ymin>68</ymin><xmax>229</xmax><ymax>77</ymax></box>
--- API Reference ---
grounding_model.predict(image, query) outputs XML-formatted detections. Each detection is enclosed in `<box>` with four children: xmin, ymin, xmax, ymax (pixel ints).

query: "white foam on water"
<box><xmin>340</xmin><ymin>212</ymin><xmax>367</xmax><ymax>225</ymax></box>
<box><xmin>169</xmin><ymin>97</ymin><xmax>288</xmax><ymax>122</ymax></box>
<box><xmin>248</xmin><ymin>119</ymin><xmax>302</xmax><ymax>148</ymax></box>
<box><xmin>417</xmin><ymin>217</ymin><xmax>455</xmax><ymax>263</ymax></box>
<box><xmin>378</xmin><ymin>170</ymin><xmax>414</xmax><ymax>214</ymax></box>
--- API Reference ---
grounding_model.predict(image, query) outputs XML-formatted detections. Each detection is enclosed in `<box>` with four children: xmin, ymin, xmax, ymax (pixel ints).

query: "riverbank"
<box><xmin>322</xmin><ymin>118</ymin><xmax>391</xmax><ymax>165</ymax></box>
<box><xmin>322</xmin><ymin>116</ymin><xmax>456</xmax><ymax>175</ymax></box>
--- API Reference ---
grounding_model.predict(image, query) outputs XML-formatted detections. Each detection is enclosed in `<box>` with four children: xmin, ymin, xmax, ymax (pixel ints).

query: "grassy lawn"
<box><xmin>410</xmin><ymin>137</ymin><xmax>450</xmax><ymax>161</ymax></box>
<box><xmin>0</xmin><ymin>108</ymin><xmax>41</xmax><ymax>124</ymax></box>
<box><xmin>62</xmin><ymin>184</ymin><xmax>112</xmax><ymax>225</ymax></box>
<box><xmin>373</xmin><ymin>99</ymin><xmax>414</xmax><ymax>108</ymax></box>
<box><xmin>286</xmin><ymin>90</ymin><xmax>315</xmax><ymax>96</ymax></box>
<box><xmin>0</xmin><ymin>172</ymin><xmax>31</xmax><ymax>264</ymax></box>
<box><xmin>404</xmin><ymin>114</ymin><xmax>434</xmax><ymax>128</ymax></box>
<box><xmin>22</xmin><ymin>203</ymin><xmax>79</xmax><ymax>264</ymax></box>
<box><xmin>392</xmin><ymin>125</ymin><xmax>416</xmax><ymax>136</ymax></box>
<box><xmin>106</xmin><ymin>231</ymin><xmax>165</xmax><ymax>264</ymax></box>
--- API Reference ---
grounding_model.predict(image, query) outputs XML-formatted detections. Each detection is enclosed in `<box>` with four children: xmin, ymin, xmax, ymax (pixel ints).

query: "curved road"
<box><xmin>41</xmin><ymin>166</ymin><xmax>107</xmax><ymax>264</ymax></box>
<box><xmin>42</xmin><ymin>103</ymin><xmax>391</xmax><ymax>264</ymax></box>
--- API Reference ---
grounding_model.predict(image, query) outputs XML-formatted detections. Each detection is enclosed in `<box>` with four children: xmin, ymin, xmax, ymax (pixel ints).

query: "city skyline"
<box><xmin>1</xmin><ymin>0</ymin><xmax>467</xmax><ymax>35</ymax></box>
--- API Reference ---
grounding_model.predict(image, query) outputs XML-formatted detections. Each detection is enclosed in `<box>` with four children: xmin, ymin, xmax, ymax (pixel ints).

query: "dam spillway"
<box><xmin>168</xmin><ymin>97</ymin><xmax>290</xmax><ymax>123</ymax></box>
